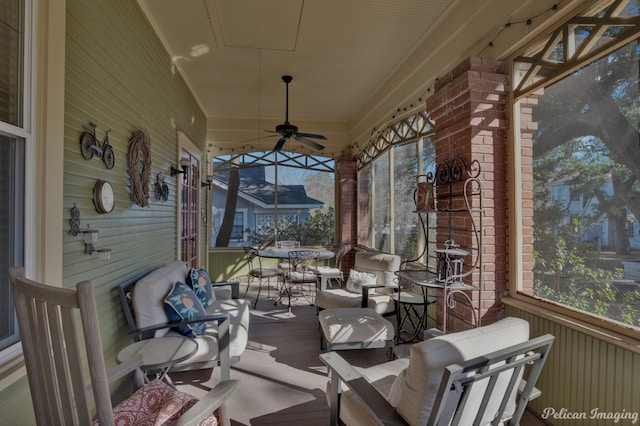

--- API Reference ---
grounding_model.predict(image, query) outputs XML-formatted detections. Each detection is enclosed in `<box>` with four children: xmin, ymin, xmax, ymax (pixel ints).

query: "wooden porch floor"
<box><xmin>171</xmin><ymin>283</ymin><xmax>549</xmax><ymax>425</ymax></box>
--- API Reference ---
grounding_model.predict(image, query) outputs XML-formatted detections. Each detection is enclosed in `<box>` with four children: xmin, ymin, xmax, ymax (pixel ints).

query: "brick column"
<box><xmin>335</xmin><ymin>156</ymin><xmax>358</xmax><ymax>272</ymax></box>
<box><xmin>426</xmin><ymin>57</ymin><xmax>508</xmax><ymax>331</ymax></box>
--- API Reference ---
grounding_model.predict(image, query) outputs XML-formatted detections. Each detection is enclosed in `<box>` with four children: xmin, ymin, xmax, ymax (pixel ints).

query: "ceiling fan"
<box><xmin>267</xmin><ymin>75</ymin><xmax>327</xmax><ymax>152</ymax></box>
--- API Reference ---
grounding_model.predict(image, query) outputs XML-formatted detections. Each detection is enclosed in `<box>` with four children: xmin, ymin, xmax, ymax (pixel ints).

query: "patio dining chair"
<box><xmin>275</xmin><ymin>240</ymin><xmax>302</xmax><ymax>269</ymax></box>
<box><xmin>279</xmin><ymin>249</ymin><xmax>320</xmax><ymax>310</ymax></box>
<box><xmin>310</xmin><ymin>243</ymin><xmax>346</xmax><ymax>290</ymax></box>
<box><xmin>243</xmin><ymin>246</ymin><xmax>284</xmax><ymax>308</ymax></box>
<box><xmin>275</xmin><ymin>240</ymin><xmax>301</xmax><ymax>248</ymax></box>
<box><xmin>8</xmin><ymin>266</ymin><xmax>239</xmax><ymax>426</ymax></box>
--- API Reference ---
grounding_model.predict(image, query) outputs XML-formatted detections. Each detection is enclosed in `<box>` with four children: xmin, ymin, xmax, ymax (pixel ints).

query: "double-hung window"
<box><xmin>0</xmin><ymin>0</ymin><xmax>29</xmax><ymax>356</ymax></box>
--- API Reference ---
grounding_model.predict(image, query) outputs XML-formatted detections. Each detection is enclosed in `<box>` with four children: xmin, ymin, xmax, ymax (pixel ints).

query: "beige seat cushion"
<box><xmin>133</xmin><ymin>260</ymin><xmax>188</xmax><ymax>337</ymax></box>
<box><xmin>352</xmin><ymin>252</ymin><xmax>401</xmax><ymax>295</ymax></box>
<box><xmin>319</xmin><ymin>308</ymin><xmax>394</xmax><ymax>345</ymax></box>
<box><xmin>389</xmin><ymin>317</ymin><xmax>530</xmax><ymax>425</ymax></box>
<box><xmin>164</xmin><ymin>298</ymin><xmax>250</xmax><ymax>367</ymax></box>
<box><xmin>315</xmin><ymin>251</ymin><xmax>401</xmax><ymax>314</ymax></box>
<box><xmin>132</xmin><ymin>261</ymin><xmax>250</xmax><ymax>364</ymax></box>
<box><xmin>337</xmin><ymin>359</ymin><xmax>409</xmax><ymax>426</ymax></box>
<box><xmin>315</xmin><ymin>289</ymin><xmax>395</xmax><ymax>315</ymax></box>
<box><xmin>336</xmin><ymin>317</ymin><xmax>530</xmax><ymax>426</ymax></box>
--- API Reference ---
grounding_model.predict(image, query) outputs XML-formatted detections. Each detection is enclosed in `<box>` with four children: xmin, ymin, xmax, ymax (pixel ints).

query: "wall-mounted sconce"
<box><xmin>201</xmin><ymin>175</ymin><xmax>213</xmax><ymax>190</ymax></box>
<box><xmin>154</xmin><ymin>173</ymin><xmax>169</xmax><ymax>201</ymax></box>
<box><xmin>70</xmin><ymin>204</ymin><xmax>81</xmax><ymax>236</ymax></box>
<box><xmin>81</xmin><ymin>225</ymin><xmax>112</xmax><ymax>261</ymax></box>
<box><xmin>171</xmin><ymin>158</ymin><xmax>191</xmax><ymax>180</ymax></box>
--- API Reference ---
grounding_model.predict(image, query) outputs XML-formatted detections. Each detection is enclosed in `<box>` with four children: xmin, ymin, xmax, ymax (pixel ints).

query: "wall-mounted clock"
<box><xmin>93</xmin><ymin>180</ymin><xmax>115</xmax><ymax>214</ymax></box>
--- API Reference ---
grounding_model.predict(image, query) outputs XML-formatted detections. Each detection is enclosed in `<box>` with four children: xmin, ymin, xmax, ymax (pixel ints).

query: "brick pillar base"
<box><xmin>426</xmin><ymin>57</ymin><xmax>508</xmax><ymax>331</ymax></box>
<box><xmin>335</xmin><ymin>156</ymin><xmax>358</xmax><ymax>272</ymax></box>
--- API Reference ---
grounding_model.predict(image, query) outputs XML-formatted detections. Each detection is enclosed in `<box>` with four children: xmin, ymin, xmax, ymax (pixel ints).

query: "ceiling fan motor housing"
<box><xmin>276</xmin><ymin>123</ymin><xmax>298</xmax><ymax>135</ymax></box>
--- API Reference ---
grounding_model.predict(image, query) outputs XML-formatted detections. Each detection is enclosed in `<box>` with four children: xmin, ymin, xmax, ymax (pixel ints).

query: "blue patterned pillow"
<box><xmin>164</xmin><ymin>281</ymin><xmax>207</xmax><ymax>337</ymax></box>
<box><xmin>186</xmin><ymin>268</ymin><xmax>215</xmax><ymax>307</ymax></box>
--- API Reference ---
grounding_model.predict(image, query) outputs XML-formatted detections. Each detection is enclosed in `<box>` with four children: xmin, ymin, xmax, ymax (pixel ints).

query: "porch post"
<box><xmin>335</xmin><ymin>156</ymin><xmax>358</xmax><ymax>272</ymax></box>
<box><xmin>426</xmin><ymin>57</ymin><xmax>509</xmax><ymax>330</ymax></box>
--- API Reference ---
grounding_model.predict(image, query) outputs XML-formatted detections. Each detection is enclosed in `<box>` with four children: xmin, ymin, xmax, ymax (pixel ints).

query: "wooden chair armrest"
<box><xmin>175</xmin><ymin>380</ymin><xmax>240</xmax><ymax>426</ymax></box>
<box><xmin>129</xmin><ymin>314</ymin><xmax>230</xmax><ymax>341</ymax></box>
<box><xmin>106</xmin><ymin>354</ymin><xmax>143</xmax><ymax>383</ymax></box>
<box><xmin>86</xmin><ymin>355</ymin><xmax>145</xmax><ymax>398</ymax></box>
<box><xmin>319</xmin><ymin>351</ymin><xmax>407</xmax><ymax>426</ymax></box>
<box><xmin>211</xmin><ymin>281</ymin><xmax>240</xmax><ymax>299</ymax></box>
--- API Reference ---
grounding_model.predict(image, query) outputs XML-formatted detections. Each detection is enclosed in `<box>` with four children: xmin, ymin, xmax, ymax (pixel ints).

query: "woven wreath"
<box><xmin>128</xmin><ymin>128</ymin><xmax>151</xmax><ymax>207</ymax></box>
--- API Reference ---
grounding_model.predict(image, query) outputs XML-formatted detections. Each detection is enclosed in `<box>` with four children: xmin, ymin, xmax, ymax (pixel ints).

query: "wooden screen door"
<box><xmin>180</xmin><ymin>150</ymin><xmax>200</xmax><ymax>268</ymax></box>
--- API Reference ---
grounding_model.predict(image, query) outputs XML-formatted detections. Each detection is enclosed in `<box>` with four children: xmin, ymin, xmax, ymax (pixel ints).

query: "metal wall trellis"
<box><xmin>513</xmin><ymin>0</ymin><xmax>640</xmax><ymax>99</ymax></box>
<box><xmin>211</xmin><ymin>151</ymin><xmax>334</xmax><ymax>173</ymax></box>
<box><xmin>357</xmin><ymin>109</ymin><xmax>435</xmax><ymax>169</ymax></box>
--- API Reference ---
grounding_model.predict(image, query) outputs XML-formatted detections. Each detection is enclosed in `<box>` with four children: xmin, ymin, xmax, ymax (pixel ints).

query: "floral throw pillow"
<box><xmin>186</xmin><ymin>267</ymin><xmax>215</xmax><ymax>307</ymax></box>
<box><xmin>164</xmin><ymin>281</ymin><xmax>207</xmax><ymax>337</ymax></box>
<box><xmin>103</xmin><ymin>379</ymin><xmax>220</xmax><ymax>426</ymax></box>
<box><xmin>345</xmin><ymin>269</ymin><xmax>378</xmax><ymax>293</ymax></box>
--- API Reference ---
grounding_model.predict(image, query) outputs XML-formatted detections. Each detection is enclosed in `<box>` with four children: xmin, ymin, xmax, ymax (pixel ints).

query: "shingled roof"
<box><xmin>212</xmin><ymin>166</ymin><xmax>323</xmax><ymax>207</ymax></box>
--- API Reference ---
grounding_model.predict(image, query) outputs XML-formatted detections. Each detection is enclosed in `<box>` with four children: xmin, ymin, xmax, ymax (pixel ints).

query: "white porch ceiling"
<box><xmin>136</xmin><ymin>0</ymin><xmax>575</xmax><ymax>157</ymax></box>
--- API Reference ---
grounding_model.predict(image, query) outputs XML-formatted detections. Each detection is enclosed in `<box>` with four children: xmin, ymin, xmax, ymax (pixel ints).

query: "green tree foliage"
<box><xmin>532</xmin><ymin>37</ymin><xmax>640</xmax><ymax>326</ymax></box>
<box><xmin>246</xmin><ymin>208</ymin><xmax>335</xmax><ymax>247</ymax></box>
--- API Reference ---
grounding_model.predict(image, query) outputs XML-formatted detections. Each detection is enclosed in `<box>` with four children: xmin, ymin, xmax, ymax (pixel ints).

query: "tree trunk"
<box><xmin>215</xmin><ymin>167</ymin><xmax>240</xmax><ymax>247</ymax></box>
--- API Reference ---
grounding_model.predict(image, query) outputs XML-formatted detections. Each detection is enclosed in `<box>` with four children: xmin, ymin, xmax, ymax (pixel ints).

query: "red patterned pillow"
<box><xmin>96</xmin><ymin>379</ymin><xmax>219</xmax><ymax>425</ymax></box>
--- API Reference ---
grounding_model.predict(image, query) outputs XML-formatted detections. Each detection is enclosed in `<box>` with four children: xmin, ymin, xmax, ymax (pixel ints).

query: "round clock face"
<box><xmin>94</xmin><ymin>180</ymin><xmax>115</xmax><ymax>213</ymax></box>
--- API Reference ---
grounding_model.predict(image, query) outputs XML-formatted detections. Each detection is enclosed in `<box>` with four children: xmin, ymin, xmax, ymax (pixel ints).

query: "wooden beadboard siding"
<box><xmin>505</xmin><ymin>304</ymin><xmax>640</xmax><ymax>425</ymax></box>
<box><xmin>0</xmin><ymin>376</ymin><xmax>35</xmax><ymax>425</ymax></box>
<box><xmin>62</xmin><ymin>0</ymin><xmax>206</xmax><ymax>375</ymax></box>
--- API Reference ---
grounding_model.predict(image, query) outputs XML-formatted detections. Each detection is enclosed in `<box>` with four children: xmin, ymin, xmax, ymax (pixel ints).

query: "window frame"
<box><xmin>357</xmin><ymin>109</ymin><xmax>435</xmax><ymax>258</ymax></box>
<box><xmin>0</xmin><ymin>0</ymin><xmax>35</xmax><ymax>368</ymax></box>
<box><xmin>508</xmin><ymin>0</ymin><xmax>640</xmax><ymax>342</ymax></box>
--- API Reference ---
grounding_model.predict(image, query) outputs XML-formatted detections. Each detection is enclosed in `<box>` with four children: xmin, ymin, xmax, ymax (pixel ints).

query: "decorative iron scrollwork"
<box><xmin>426</xmin><ymin>156</ymin><xmax>481</xmax><ymax>186</ymax></box>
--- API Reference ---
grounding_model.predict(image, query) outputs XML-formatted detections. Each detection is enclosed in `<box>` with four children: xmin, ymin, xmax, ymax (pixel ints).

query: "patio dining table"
<box><xmin>257</xmin><ymin>247</ymin><xmax>337</xmax><ymax>299</ymax></box>
<box><xmin>257</xmin><ymin>247</ymin><xmax>334</xmax><ymax>260</ymax></box>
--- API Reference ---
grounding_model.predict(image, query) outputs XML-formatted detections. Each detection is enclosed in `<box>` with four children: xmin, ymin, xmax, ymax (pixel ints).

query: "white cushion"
<box><xmin>168</xmin><ymin>298</ymin><xmax>251</xmax><ymax>365</ymax></box>
<box><xmin>315</xmin><ymin>289</ymin><xmax>395</xmax><ymax>315</ymax></box>
<box><xmin>337</xmin><ymin>359</ymin><xmax>409</xmax><ymax>426</ymax></box>
<box><xmin>132</xmin><ymin>261</ymin><xmax>188</xmax><ymax>337</ymax></box>
<box><xmin>345</xmin><ymin>269</ymin><xmax>377</xmax><ymax>293</ymax></box>
<box><xmin>389</xmin><ymin>317</ymin><xmax>530</xmax><ymax>425</ymax></box>
<box><xmin>310</xmin><ymin>265</ymin><xmax>342</xmax><ymax>276</ymax></box>
<box><xmin>319</xmin><ymin>308</ymin><xmax>394</xmax><ymax>345</ymax></box>
<box><xmin>352</xmin><ymin>252</ymin><xmax>400</xmax><ymax>295</ymax></box>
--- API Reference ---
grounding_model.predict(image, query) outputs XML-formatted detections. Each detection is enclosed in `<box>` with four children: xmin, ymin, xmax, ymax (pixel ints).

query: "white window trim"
<box><xmin>0</xmin><ymin>0</ymin><xmax>36</xmax><ymax>386</ymax></box>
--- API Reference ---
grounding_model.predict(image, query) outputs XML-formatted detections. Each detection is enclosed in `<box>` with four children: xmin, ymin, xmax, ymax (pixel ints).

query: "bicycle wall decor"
<box><xmin>79</xmin><ymin>122</ymin><xmax>115</xmax><ymax>169</ymax></box>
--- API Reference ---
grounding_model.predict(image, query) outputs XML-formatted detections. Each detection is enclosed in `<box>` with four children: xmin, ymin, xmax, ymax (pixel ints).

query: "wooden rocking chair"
<box><xmin>9</xmin><ymin>266</ymin><xmax>239</xmax><ymax>426</ymax></box>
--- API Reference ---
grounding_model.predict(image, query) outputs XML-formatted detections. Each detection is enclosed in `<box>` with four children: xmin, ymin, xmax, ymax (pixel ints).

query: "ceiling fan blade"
<box><xmin>297</xmin><ymin>132</ymin><xmax>327</xmax><ymax>140</ymax></box>
<box><xmin>240</xmin><ymin>134</ymin><xmax>279</xmax><ymax>143</ymax></box>
<box><xmin>296</xmin><ymin>136</ymin><xmax>325</xmax><ymax>151</ymax></box>
<box><xmin>273</xmin><ymin>137</ymin><xmax>288</xmax><ymax>151</ymax></box>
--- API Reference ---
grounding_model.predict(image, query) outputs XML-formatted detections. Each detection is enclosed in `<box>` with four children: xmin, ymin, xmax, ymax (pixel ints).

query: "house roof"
<box><xmin>212</xmin><ymin>166</ymin><xmax>324</xmax><ymax>207</ymax></box>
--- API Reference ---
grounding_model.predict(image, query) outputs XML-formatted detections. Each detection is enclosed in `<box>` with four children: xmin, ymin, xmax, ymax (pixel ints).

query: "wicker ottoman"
<box><xmin>319</xmin><ymin>308</ymin><xmax>395</xmax><ymax>351</ymax></box>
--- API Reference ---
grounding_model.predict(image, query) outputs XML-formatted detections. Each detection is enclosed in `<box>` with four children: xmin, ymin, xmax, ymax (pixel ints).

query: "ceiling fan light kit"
<box><xmin>268</xmin><ymin>75</ymin><xmax>327</xmax><ymax>152</ymax></box>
